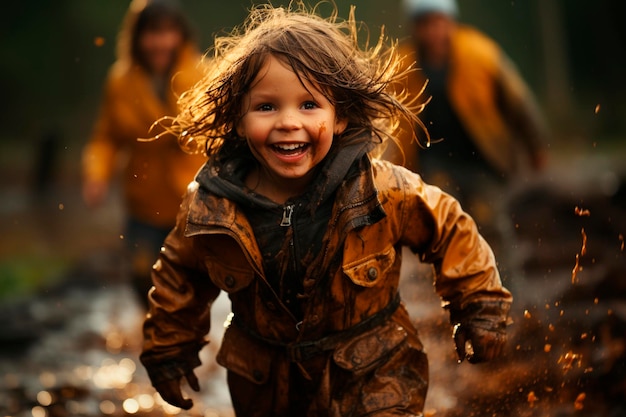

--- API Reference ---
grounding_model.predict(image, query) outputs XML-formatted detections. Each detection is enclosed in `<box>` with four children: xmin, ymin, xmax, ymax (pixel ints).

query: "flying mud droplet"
<box><xmin>572</xmin><ymin>227</ymin><xmax>587</xmax><ymax>283</ymax></box>
<box><xmin>558</xmin><ymin>351</ymin><xmax>582</xmax><ymax>373</ymax></box>
<box><xmin>580</xmin><ymin>228</ymin><xmax>587</xmax><ymax>256</ymax></box>
<box><xmin>574</xmin><ymin>392</ymin><xmax>586</xmax><ymax>410</ymax></box>
<box><xmin>574</xmin><ymin>206</ymin><xmax>590</xmax><ymax>216</ymax></box>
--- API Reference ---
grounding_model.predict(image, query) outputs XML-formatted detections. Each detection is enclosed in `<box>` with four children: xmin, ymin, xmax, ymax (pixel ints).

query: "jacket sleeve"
<box><xmin>495</xmin><ymin>52</ymin><xmax>548</xmax><ymax>164</ymax></box>
<box><xmin>82</xmin><ymin>74</ymin><xmax>124</xmax><ymax>185</ymax></box>
<box><xmin>400</xmin><ymin>168</ymin><xmax>512</xmax><ymax>313</ymax></box>
<box><xmin>140</xmin><ymin>190</ymin><xmax>221</xmax><ymax>384</ymax></box>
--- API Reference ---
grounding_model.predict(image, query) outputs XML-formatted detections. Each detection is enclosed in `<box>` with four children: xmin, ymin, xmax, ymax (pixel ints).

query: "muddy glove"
<box><xmin>154</xmin><ymin>371</ymin><xmax>200</xmax><ymax>410</ymax></box>
<box><xmin>450</xmin><ymin>300</ymin><xmax>510</xmax><ymax>364</ymax></box>
<box><xmin>141</xmin><ymin>356</ymin><xmax>202</xmax><ymax>410</ymax></box>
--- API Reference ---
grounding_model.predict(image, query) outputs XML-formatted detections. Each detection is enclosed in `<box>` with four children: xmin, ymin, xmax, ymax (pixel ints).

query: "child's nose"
<box><xmin>276</xmin><ymin>110</ymin><xmax>303</xmax><ymax>130</ymax></box>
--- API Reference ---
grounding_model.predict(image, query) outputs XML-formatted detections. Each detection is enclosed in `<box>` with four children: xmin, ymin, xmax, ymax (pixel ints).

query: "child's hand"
<box><xmin>449</xmin><ymin>300</ymin><xmax>511</xmax><ymax>364</ymax></box>
<box><xmin>154</xmin><ymin>371</ymin><xmax>200</xmax><ymax>410</ymax></box>
<box><xmin>453</xmin><ymin>322</ymin><xmax>505</xmax><ymax>363</ymax></box>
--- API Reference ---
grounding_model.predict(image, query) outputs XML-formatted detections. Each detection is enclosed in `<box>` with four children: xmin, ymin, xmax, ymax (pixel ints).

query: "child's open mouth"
<box><xmin>272</xmin><ymin>143</ymin><xmax>310</xmax><ymax>156</ymax></box>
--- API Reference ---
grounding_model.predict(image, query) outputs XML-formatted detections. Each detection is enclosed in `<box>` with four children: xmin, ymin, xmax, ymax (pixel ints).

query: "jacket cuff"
<box><xmin>140</xmin><ymin>341</ymin><xmax>206</xmax><ymax>385</ymax></box>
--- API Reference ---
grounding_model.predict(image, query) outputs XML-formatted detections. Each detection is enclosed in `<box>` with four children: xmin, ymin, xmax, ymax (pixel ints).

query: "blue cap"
<box><xmin>403</xmin><ymin>0</ymin><xmax>459</xmax><ymax>19</ymax></box>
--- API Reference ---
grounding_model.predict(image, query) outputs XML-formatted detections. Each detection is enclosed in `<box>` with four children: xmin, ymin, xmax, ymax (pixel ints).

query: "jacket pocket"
<box><xmin>205</xmin><ymin>256</ymin><xmax>254</xmax><ymax>293</ymax></box>
<box><xmin>216</xmin><ymin>323</ymin><xmax>273</xmax><ymax>385</ymax></box>
<box><xmin>342</xmin><ymin>245</ymin><xmax>396</xmax><ymax>287</ymax></box>
<box><xmin>333</xmin><ymin>320</ymin><xmax>408</xmax><ymax>377</ymax></box>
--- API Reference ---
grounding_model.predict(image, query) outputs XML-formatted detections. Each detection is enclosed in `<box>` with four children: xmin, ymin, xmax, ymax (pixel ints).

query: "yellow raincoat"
<box><xmin>388</xmin><ymin>25</ymin><xmax>546</xmax><ymax>176</ymax></box>
<box><xmin>82</xmin><ymin>16</ymin><xmax>205</xmax><ymax>228</ymax></box>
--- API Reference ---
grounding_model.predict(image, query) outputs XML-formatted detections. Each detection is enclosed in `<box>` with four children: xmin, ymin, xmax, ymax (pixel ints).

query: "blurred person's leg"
<box><xmin>124</xmin><ymin>218</ymin><xmax>170</xmax><ymax>310</ymax></box>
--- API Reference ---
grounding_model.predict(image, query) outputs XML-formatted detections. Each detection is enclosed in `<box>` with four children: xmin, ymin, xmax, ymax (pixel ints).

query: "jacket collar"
<box><xmin>327</xmin><ymin>154</ymin><xmax>386</xmax><ymax>236</ymax></box>
<box><xmin>183</xmin><ymin>152</ymin><xmax>386</xmax><ymax>274</ymax></box>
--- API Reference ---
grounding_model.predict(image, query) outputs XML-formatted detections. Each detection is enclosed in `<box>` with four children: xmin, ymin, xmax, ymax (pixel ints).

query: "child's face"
<box><xmin>237</xmin><ymin>55</ymin><xmax>347</xmax><ymax>188</ymax></box>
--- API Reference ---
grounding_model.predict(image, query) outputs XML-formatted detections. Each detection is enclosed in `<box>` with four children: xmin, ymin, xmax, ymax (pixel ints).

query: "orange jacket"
<box><xmin>82</xmin><ymin>43</ymin><xmax>206</xmax><ymax>227</ymax></box>
<box><xmin>388</xmin><ymin>25</ymin><xmax>546</xmax><ymax>176</ymax></box>
<box><xmin>141</xmin><ymin>156</ymin><xmax>512</xmax><ymax>415</ymax></box>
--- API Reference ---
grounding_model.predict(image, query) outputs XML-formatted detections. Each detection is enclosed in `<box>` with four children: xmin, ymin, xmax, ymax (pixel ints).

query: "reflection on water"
<box><xmin>0</xmin><ymin>284</ymin><xmax>234</xmax><ymax>417</ymax></box>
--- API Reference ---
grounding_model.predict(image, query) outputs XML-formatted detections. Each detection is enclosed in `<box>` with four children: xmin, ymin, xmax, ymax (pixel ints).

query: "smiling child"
<box><xmin>140</xmin><ymin>4</ymin><xmax>512</xmax><ymax>416</ymax></box>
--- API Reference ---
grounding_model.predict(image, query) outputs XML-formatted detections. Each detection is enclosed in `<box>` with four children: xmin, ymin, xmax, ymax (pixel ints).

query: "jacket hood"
<box><xmin>116</xmin><ymin>0</ymin><xmax>194</xmax><ymax>67</ymax></box>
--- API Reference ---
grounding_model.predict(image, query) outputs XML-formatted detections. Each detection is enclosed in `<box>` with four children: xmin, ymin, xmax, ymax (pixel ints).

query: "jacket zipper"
<box><xmin>281</xmin><ymin>203</ymin><xmax>301</xmax><ymax>278</ymax></box>
<box><xmin>280</xmin><ymin>204</ymin><xmax>295</xmax><ymax>227</ymax></box>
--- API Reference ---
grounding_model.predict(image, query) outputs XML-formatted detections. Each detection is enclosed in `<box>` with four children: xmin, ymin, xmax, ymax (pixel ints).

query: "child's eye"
<box><xmin>257</xmin><ymin>103</ymin><xmax>274</xmax><ymax>112</ymax></box>
<box><xmin>302</xmin><ymin>101</ymin><xmax>318</xmax><ymax>110</ymax></box>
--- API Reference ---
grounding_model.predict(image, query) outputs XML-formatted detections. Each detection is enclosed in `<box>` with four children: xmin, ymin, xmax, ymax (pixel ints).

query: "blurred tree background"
<box><xmin>0</xmin><ymin>0</ymin><xmax>625</xmax><ymax>298</ymax></box>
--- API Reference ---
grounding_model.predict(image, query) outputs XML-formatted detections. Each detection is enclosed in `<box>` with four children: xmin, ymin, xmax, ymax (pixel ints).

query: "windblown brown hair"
<box><xmin>167</xmin><ymin>1</ymin><xmax>426</xmax><ymax>157</ymax></box>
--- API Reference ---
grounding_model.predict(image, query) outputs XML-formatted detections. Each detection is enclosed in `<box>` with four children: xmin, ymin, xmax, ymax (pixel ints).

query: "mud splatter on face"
<box><xmin>318</xmin><ymin>121</ymin><xmax>327</xmax><ymax>139</ymax></box>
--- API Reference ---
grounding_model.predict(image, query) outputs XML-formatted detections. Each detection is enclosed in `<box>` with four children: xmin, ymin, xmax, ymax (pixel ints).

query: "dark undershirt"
<box><xmin>241</xmin><ymin>190</ymin><xmax>334</xmax><ymax>320</ymax></box>
<box><xmin>419</xmin><ymin>64</ymin><xmax>497</xmax><ymax>181</ymax></box>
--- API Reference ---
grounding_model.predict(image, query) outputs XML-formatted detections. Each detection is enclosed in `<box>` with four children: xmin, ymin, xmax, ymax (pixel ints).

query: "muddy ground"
<box><xmin>1</xmin><ymin>149</ymin><xmax>624</xmax><ymax>417</ymax></box>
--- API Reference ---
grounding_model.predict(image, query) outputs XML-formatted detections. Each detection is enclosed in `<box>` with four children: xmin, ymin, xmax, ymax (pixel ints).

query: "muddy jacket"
<box><xmin>387</xmin><ymin>25</ymin><xmax>546</xmax><ymax>176</ymax></box>
<box><xmin>141</xmin><ymin>154</ymin><xmax>512</xmax><ymax>416</ymax></box>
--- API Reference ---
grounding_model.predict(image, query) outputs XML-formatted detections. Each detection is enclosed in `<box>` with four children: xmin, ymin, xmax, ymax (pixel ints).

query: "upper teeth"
<box><xmin>275</xmin><ymin>143</ymin><xmax>306</xmax><ymax>151</ymax></box>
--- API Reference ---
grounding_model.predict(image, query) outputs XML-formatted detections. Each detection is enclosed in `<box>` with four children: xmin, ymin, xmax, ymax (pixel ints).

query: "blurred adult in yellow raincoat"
<box><xmin>82</xmin><ymin>0</ymin><xmax>205</xmax><ymax>306</ymax></box>
<box><xmin>388</xmin><ymin>0</ymin><xmax>548</xmax><ymax>280</ymax></box>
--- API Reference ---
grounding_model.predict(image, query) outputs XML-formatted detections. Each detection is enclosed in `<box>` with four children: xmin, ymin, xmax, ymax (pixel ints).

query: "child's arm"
<box><xmin>140</xmin><ymin>193</ymin><xmax>221</xmax><ymax>409</ymax></box>
<box><xmin>401</xmin><ymin>169</ymin><xmax>512</xmax><ymax>363</ymax></box>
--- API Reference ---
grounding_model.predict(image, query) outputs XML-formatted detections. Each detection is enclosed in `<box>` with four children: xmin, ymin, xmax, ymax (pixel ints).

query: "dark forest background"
<box><xmin>1</xmin><ymin>0</ymin><xmax>625</xmax><ymax>148</ymax></box>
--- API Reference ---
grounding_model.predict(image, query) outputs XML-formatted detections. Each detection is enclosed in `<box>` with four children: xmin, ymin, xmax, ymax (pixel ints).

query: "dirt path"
<box><xmin>1</xmin><ymin>147</ymin><xmax>624</xmax><ymax>416</ymax></box>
